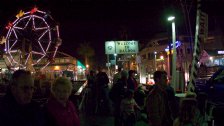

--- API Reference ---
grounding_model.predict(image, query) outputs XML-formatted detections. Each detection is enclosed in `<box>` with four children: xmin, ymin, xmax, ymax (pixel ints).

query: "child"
<box><xmin>173</xmin><ymin>98</ymin><xmax>202</xmax><ymax>126</ymax></box>
<box><xmin>120</xmin><ymin>89</ymin><xmax>141</xmax><ymax>126</ymax></box>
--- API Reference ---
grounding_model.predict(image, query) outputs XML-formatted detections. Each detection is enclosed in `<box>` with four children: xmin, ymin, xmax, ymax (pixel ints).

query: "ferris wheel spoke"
<box><xmin>38</xmin><ymin>29</ymin><xmax>49</xmax><ymax>40</ymax></box>
<box><xmin>9</xmin><ymin>50</ymin><xmax>19</xmax><ymax>53</ymax></box>
<box><xmin>12</xmin><ymin>28</ymin><xmax>18</xmax><ymax>39</ymax></box>
<box><xmin>9</xmin><ymin>40</ymin><xmax>18</xmax><ymax>51</ymax></box>
<box><xmin>24</xmin><ymin>53</ymin><xmax>31</xmax><ymax>65</ymax></box>
<box><xmin>35</xmin><ymin>27</ymin><xmax>48</xmax><ymax>30</ymax></box>
<box><xmin>32</xmin><ymin>15</ymin><xmax>36</xmax><ymax>29</ymax></box>
<box><xmin>35</xmin><ymin>55</ymin><xmax>46</xmax><ymax>65</ymax></box>
<box><xmin>15</xmin><ymin>16</ymin><xmax>30</xmax><ymax>29</ymax></box>
<box><xmin>41</xmin><ymin>61</ymin><xmax>50</xmax><ymax>70</ymax></box>
<box><xmin>33</xmin><ymin>15</ymin><xmax>49</xmax><ymax>29</ymax></box>
<box><xmin>24</xmin><ymin>16</ymin><xmax>32</xmax><ymax>29</ymax></box>
<box><xmin>36</xmin><ymin>40</ymin><xmax>46</xmax><ymax>54</ymax></box>
<box><xmin>8</xmin><ymin>51</ymin><xmax>18</xmax><ymax>64</ymax></box>
<box><xmin>13</xmin><ymin>26</ymin><xmax>23</xmax><ymax>30</ymax></box>
<box><xmin>32</xmin><ymin>51</ymin><xmax>45</xmax><ymax>55</ymax></box>
<box><xmin>6</xmin><ymin>56</ymin><xmax>13</xmax><ymax>66</ymax></box>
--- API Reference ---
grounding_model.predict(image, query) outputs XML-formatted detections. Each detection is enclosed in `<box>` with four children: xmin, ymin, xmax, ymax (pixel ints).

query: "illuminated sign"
<box><xmin>105</xmin><ymin>41</ymin><xmax>115</xmax><ymax>54</ymax></box>
<box><xmin>165</xmin><ymin>41</ymin><xmax>181</xmax><ymax>52</ymax></box>
<box><xmin>218</xmin><ymin>51</ymin><xmax>224</xmax><ymax>54</ymax></box>
<box><xmin>105</xmin><ymin>41</ymin><xmax>139</xmax><ymax>54</ymax></box>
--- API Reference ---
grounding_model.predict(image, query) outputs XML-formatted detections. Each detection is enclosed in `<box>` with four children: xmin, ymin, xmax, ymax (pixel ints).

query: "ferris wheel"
<box><xmin>4</xmin><ymin>7</ymin><xmax>62</xmax><ymax>71</ymax></box>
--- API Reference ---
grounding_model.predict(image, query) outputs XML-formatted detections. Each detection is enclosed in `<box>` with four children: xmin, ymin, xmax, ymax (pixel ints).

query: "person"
<box><xmin>173</xmin><ymin>98</ymin><xmax>201</xmax><ymax>126</ymax></box>
<box><xmin>86</xmin><ymin>70</ymin><xmax>97</xmax><ymax>116</ymax></box>
<box><xmin>0</xmin><ymin>69</ymin><xmax>45</xmax><ymax>126</ymax></box>
<box><xmin>110</xmin><ymin>70</ymin><xmax>128</xmax><ymax>126</ymax></box>
<box><xmin>113</xmin><ymin>67</ymin><xmax>122</xmax><ymax>85</ymax></box>
<box><xmin>127</xmin><ymin>70</ymin><xmax>138</xmax><ymax>91</ymax></box>
<box><xmin>120</xmin><ymin>89</ymin><xmax>141</xmax><ymax>126</ymax></box>
<box><xmin>95</xmin><ymin>67</ymin><xmax>110</xmax><ymax>115</ymax></box>
<box><xmin>46</xmin><ymin>77</ymin><xmax>80</xmax><ymax>126</ymax></box>
<box><xmin>146</xmin><ymin>71</ymin><xmax>178</xmax><ymax>126</ymax></box>
<box><xmin>134</xmin><ymin>84</ymin><xmax>146</xmax><ymax>108</ymax></box>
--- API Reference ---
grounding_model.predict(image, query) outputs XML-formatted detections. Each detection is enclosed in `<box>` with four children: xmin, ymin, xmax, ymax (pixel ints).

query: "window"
<box><xmin>148</xmin><ymin>53</ymin><xmax>154</xmax><ymax>60</ymax></box>
<box><xmin>142</xmin><ymin>54</ymin><xmax>146</xmax><ymax>60</ymax></box>
<box><xmin>187</xmin><ymin>48</ymin><xmax>191</xmax><ymax>54</ymax></box>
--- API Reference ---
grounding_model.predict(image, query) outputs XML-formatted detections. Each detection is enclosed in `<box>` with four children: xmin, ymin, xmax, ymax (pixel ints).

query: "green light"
<box><xmin>167</xmin><ymin>16</ymin><xmax>175</xmax><ymax>21</ymax></box>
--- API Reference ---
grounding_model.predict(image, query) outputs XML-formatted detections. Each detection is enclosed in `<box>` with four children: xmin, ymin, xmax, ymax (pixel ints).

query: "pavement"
<box><xmin>79</xmin><ymin>113</ymin><xmax>148</xmax><ymax>126</ymax></box>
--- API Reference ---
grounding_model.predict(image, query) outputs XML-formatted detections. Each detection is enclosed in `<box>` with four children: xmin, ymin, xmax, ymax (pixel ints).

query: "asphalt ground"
<box><xmin>79</xmin><ymin>113</ymin><xmax>148</xmax><ymax>126</ymax></box>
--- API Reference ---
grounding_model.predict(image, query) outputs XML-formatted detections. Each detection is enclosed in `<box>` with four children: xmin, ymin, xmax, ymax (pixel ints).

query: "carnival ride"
<box><xmin>4</xmin><ymin>7</ymin><xmax>61</xmax><ymax>71</ymax></box>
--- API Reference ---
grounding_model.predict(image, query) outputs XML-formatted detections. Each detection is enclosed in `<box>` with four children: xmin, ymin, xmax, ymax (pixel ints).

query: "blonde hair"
<box><xmin>51</xmin><ymin>77</ymin><xmax>73</xmax><ymax>93</ymax></box>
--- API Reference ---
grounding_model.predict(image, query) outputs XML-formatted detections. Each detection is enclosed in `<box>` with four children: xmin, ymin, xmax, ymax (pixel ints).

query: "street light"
<box><xmin>168</xmin><ymin>16</ymin><xmax>177</xmax><ymax>91</ymax></box>
<box><xmin>167</xmin><ymin>16</ymin><xmax>175</xmax><ymax>21</ymax></box>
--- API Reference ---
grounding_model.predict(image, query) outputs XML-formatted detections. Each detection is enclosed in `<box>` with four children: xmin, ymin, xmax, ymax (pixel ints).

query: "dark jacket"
<box><xmin>146</xmin><ymin>85</ymin><xmax>174</xmax><ymax>126</ymax></box>
<box><xmin>0</xmin><ymin>92</ymin><xmax>46</xmax><ymax>126</ymax></box>
<box><xmin>127</xmin><ymin>77</ymin><xmax>138</xmax><ymax>91</ymax></box>
<box><xmin>96</xmin><ymin>72</ymin><xmax>109</xmax><ymax>88</ymax></box>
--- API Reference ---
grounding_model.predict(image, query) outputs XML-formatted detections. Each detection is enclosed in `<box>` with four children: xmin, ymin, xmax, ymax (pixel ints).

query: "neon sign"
<box><xmin>165</xmin><ymin>41</ymin><xmax>181</xmax><ymax>52</ymax></box>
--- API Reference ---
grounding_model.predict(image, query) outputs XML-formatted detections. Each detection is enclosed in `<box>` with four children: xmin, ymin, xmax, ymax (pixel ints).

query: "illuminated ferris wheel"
<box><xmin>4</xmin><ymin>7</ymin><xmax>62</xmax><ymax>70</ymax></box>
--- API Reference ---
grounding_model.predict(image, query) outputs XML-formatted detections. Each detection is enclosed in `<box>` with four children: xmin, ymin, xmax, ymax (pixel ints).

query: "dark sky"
<box><xmin>0</xmin><ymin>0</ymin><xmax>224</xmax><ymax>65</ymax></box>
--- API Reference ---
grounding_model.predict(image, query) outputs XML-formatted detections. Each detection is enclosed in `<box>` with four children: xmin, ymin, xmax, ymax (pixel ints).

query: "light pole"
<box><xmin>154</xmin><ymin>51</ymin><xmax>157</xmax><ymax>71</ymax></box>
<box><xmin>114</xmin><ymin>53</ymin><xmax>117</xmax><ymax>71</ymax></box>
<box><xmin>168</xmin><ymin>16</ymin><xmax>177</xmax><ymax>91</ymax></box>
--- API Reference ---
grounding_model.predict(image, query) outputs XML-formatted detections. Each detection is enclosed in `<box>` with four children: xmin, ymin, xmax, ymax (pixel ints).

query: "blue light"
<box><xmin>165</xmin><ymin>41</ymin><xmax>181</xmax><ymax>52</ymax></box>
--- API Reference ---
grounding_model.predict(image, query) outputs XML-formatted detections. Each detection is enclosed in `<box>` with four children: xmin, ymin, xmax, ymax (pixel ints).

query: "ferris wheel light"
<box><xmin>30</xmin><ymin>7</ymin><xmax>38</xmax><ymax>14</ymax></box>
<box><xmin>16</xmin><ymin>10</ymin><xmax>24</xmax><ymax>18</ymax></box>
<box><xmin>5</xmin><ymin>22</ymin><xmax>12</xmax><ymax>30</ymax></box>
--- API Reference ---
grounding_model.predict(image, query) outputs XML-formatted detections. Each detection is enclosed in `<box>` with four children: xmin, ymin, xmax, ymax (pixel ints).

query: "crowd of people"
<box><xmin>0</xmin><ymin>69</ymin><xmax>80</xmax><ymax>126</ymax></box>
<box><xmin>0</xmin><ymin>68</ymin><xmax>210</xmax><ymax>126</ymax></box>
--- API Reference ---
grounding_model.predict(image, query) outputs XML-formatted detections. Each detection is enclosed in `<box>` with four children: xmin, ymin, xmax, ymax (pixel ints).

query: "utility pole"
<box><xmin>188</xmin><ymin>0</ymin><xmax>202</xmax><ymax>92</ymax></box>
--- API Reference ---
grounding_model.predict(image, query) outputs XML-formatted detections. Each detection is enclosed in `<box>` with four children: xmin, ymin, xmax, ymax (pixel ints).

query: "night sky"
<box><xmin>0</xmin><ymin>0</ymin><xmax>224</xmax><ymax>66</ymax></box>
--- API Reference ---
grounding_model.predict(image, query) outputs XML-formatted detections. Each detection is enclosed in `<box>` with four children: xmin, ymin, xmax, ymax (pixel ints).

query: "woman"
<box><xmin>46</xmin><ymin>77</ymin><xmax>80</xmax><ymax>126</ymax></box>
<box><xmin>173</xmin><ymin>98</ymin><xmax>201</xmax><ymax>126</ymax></box>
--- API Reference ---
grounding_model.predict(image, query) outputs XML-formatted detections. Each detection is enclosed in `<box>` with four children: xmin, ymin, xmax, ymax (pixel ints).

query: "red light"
<box><xmin>5</xmin><ymin>22</ymin><xmax>12</xmax><ymax>29</ymax></box>
<box><xmin>30</xmin><ymin>7</ymin><xmax>38</xmax><ymax>14</ymax></box>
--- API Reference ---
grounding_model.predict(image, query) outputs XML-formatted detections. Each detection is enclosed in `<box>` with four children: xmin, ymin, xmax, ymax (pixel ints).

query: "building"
<box><xmin>138</xmin><ymin>31</ymin><xmax>224</xmax><ymax>90</ymax></box>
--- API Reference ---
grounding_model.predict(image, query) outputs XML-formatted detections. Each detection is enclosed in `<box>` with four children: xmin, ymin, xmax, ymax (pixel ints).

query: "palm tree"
<box><xmin>77</xmin><ymin>42</ymin><xmax>95</xmax><ymax>68</ymax></box>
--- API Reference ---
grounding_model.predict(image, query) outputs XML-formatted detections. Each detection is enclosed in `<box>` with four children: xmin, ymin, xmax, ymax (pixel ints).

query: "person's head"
<box><xmin>97</xmin><ymin>66</ymin><xmax>102</xmax><ymax>73</ymax></box>
<box><xmin>89</xmin><ymin>70</ymin><xmax>95</xmax><ymax>76</ymax></box>
<box><xmin>10</xmin><ymin>69</ymin><xmax>34</xmax><ymax>105</ymax></box>
<box><xmin>117</xmin><ymin>67</ymin><xmax>122</xmax><ymax>72</ymax></box>
<box><xmin>40</xmin><ymin>81</ymin><xmax>51</xmax><ymax>96</ymax></box>
<box><xmin>121</xmin><ymin>70</ymin><xmax>128</xmax><ymax>79</ymax></box>
<box><xmin>153</xmin><ymin>71</ymin><xmax>168</xmax><ymax>86</ymax></box>
<box><xmin>128</xmin><ymin>70</ymin><xmax>135</xmax><ymax>78</ymax></box>
<box><xmin>51</xmin><ymin>77</ymin><xmax>73</xmax><ymax>106</ymax></box>
<box><xmin>179</xmin><ymin>98</ymin><xmax>198</xmax><ymax>123</ymax></box>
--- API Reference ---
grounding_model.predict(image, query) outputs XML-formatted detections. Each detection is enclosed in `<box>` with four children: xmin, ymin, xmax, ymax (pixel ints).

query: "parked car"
<box><xmin>195</xmin><ymin>65</ymin><xmax>224</xmax><ymax>103</ymax></box>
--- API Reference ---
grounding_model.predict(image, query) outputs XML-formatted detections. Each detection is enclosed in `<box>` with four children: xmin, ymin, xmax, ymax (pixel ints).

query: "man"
<box><xmin>127</xmin><ymin>70</ymin><xmax>138</xmax><ymax>91</ymax></box>
<box><xmin>113</xmin><ymin>67</ymin><xmax>122</xmax><ymax>85</ymax></box>
<box><xmin>146</xmin><ymin>71</ymin><xmax>178</xmax><ymax>126</ymax></box>
<box><xmin>95</xmin><ymin>67</ymin><xmax>110</xmax><ymax>115</ymax></box>
<box><xmin>0</xmin><ymin>69</ymin><xmax>45</xmax><ymax>126</ymax></box>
